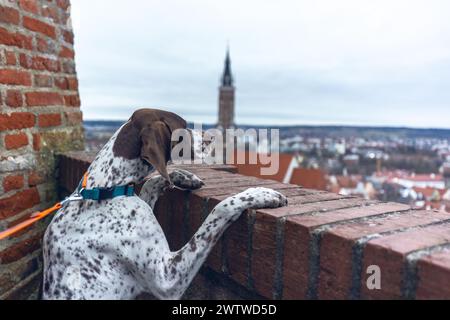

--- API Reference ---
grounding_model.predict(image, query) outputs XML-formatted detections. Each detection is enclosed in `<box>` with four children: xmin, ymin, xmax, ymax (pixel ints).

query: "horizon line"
<box><xmin>82</xmin><ymin>119</ymin><xmax>450</xmax><ymax>131</ymax></box>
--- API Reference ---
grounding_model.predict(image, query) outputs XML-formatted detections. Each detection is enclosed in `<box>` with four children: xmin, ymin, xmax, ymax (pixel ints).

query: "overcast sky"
<box><xmin>71</xmin><ymin>0</ymin><xmax>450</xmax><ymax>128</ymax></box>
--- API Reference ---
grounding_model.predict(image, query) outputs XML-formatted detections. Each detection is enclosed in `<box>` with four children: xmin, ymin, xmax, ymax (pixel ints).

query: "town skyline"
<box><xmin>72</xmin><ymin>0</ymin><xmax>450</xmax><ymax>128</ymax></box>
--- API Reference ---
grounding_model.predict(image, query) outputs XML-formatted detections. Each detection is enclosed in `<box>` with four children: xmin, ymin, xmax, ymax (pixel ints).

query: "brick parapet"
<box><xmin>56</xmin><ymin>152</ymin><xmax>450</xmax><ymax>300</ymax></box>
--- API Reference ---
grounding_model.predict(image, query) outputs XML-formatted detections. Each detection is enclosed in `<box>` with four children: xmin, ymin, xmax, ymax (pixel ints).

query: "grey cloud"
<box><xmin>71</xmin><ymin>0</ymin><xmax>450</xmax><ymax>128</ymax></box>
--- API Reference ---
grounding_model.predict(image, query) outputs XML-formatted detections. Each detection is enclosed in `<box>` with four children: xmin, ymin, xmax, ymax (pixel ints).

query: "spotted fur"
<box><xmin>42</xmin><ymin>120</ymin><xmax>287</xmax><ymax>300</ymax></box>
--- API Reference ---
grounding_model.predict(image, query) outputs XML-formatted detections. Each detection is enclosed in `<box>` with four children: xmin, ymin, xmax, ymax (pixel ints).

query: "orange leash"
<box><xmin>82</xmin><ymin>172</ymin><xmax>88</xmax><ymax>189</ymax></box>
<box><xmin>0</xmin><ymin>172</ymin><xmax>89</xmax><ymax>241</ymax></box>
<box><xmin>0</xmin><ymin>203</ymin><xmax>62</xmax><ymax>240</ymax></box>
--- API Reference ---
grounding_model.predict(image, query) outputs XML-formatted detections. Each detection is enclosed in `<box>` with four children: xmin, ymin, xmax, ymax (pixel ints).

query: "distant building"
<box><xmin>443</xmin><ymin>162</ymin><xmax>450</xmax><ymax>176</ymax></box>
<box><xmin>217</xmin><ymin>48</ymin><xmax>235</xmax><ymax>130</ymax></box>
<box><xmin>393</xmin><ymin>173</ymin><xmax>445</xmax><ymax>189</ymax></box>
<box><xmin>290</xmin><ymin>168</ymin><xmax>327</xmax><ymax>190</ymax></box>
<box><xmin>343</xmin><ymin>154</ymin><xmax>360</xmax><ymax>166</ymax></box>
<box><xmin>230</xmin><ymin>151</ymin><xmax>299</xmax><ymax>183</ymax></box>
<box><xmin>372</xmin><ymin>170</ymin><xmax>445</xmax><ymax>189</ymax></box>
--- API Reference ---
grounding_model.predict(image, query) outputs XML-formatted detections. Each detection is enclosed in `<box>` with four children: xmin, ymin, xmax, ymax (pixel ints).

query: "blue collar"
<box><xmin>76</xmin><ymin>177</ymin><xmax>135</xmax><ymax>201</ymax></box>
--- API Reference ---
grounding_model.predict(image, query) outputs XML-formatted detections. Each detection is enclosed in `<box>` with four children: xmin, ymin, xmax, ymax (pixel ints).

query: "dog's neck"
<box><xmin>85</xmin><ymin>123</ymin><xmax>153</xmax><ymax>189</ymax></box>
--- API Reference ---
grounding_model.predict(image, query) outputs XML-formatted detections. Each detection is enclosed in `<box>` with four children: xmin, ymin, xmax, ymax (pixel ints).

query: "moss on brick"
<box><xmin>0</xmin><ymin>0</ymin><xmax>83</xmax><ymax>299</ymax></box>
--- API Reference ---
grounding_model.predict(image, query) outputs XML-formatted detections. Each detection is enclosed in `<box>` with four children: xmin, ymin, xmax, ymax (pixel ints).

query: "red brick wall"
<box><xmin>0</xmin><ymin>0</ymin><xmax>83</xmax><ymax>299</ymax></box>
<box><xmin>58</xmin><ymin>153</ymin><xmax>450</xmax><ymax>300</ymax></box>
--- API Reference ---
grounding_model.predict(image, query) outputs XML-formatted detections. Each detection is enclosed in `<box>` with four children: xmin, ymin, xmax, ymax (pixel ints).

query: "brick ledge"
<box><xmin>57</xmin><ymin>152</ymin><xmax>450</xmax><ymax>300</ymax></box>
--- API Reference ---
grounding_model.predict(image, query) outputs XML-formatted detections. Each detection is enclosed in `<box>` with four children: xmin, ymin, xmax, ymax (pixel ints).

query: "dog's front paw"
<box><xmin>170</xmin><ymin>169</ymin><xmax>204</xmax><ymax>190</ymax></box>
<box><xmin>238</xmin><ymin>187</ymin><xmax>288</xmax><ymax>209</ymax></box>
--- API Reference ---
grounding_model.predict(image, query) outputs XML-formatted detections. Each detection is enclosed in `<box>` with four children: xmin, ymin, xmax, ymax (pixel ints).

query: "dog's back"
<box><xmin>42</xmin><ymin>196</ymin><xmax>158</xmax><ymax>299</ymax></box>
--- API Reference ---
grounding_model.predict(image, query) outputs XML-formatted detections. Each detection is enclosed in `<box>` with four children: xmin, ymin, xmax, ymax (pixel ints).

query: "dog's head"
<box><xmin>113</xmin><ymin>108</ymin><xmax>213</xmax><ymax>185</ymax></box>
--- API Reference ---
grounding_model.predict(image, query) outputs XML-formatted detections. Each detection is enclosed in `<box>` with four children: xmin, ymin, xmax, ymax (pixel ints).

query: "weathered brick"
<box><xmin>53</xmin><ymin>160</ymin><xmax>450</xmax><ymax>300</ymax></box>
<box><xmin>289</xmin><ymin>192</ymin><xmax>344</xmax><ymax>205</ymax></box>
<box><xmin>153</xmin><ymin>193</ymin><xmax>172</xmax><ymax>241</ymax></box>
<box><xmin>20</xmin><ymin>54</ymin><xmax>60</xmax><ymax>72</ymax></box>
<box><xmin>197</xmin><ymin>179</ymin><xmax>278</xmax><ymax>196</ymax></box>
<box><xmin>225</xmin><ymin>211</ymin><xmax>250</xmax><ymax>286</ymax></box>
<box><xmin>5</xmin><ymin>132</ymin><xmax>29</xmax><ymax>150</ymax></box>
<box><xmin>36</xmin><ymin>36</ymin><xmax>47</xmax><ymax>53</ymax></box>
<box><xmin>28</xmin><ymin>171</ymin><xmax>44</xmax><ymax>187</ymax></box>
<box><xmin>183</xmin><ymin>183</ymin><xmax>249</xmax><ymax>273</ymax></box>
<box><xmin>19</xmin><ymin>0</ymin><xmax>39</xmax><ymax>14</ymax></box>
<box><xmin>0</xmin><ymin>256</ymin><xmax>39</xmax><ymax>294</ymax></box>
<box><xmin>318</xmin><ymin>210</ymin><xmax>450</xmax><ymax>299</ymax></box>
<box><xmin>61</xmin><ymin>60</ymin><xmax>76</xmax><ymax>74</ymax></box>
<box><xmin>204</xmin><ymin>198</ymin><xmax>224</xmax><ymax>273</ymax></box>
<box><xmin>0</xmin><ymin>5</ymin><xmax>20</xmax><ymax>25</ymax></box>
<box><xmin>34</xmin><ymin>74</ymin><xmax>53</xmax><ymax>88</ymax></box>
<box><xmin>55</xmin><ymin>76</ymin><xmax>78</xmax><ymax>91</ymax></box>
<box><xmin>3</xmin><ymin>174</ymin><xmax>24</xmax><ymax>192</ymax></box>
<box><xmin>0</xmin><ymin>0</ymin><xmax>81</xmax><ymax>301</ymax></box>
<box><xmin>416</xmin><ymin>250</ymin><xmax>450</xmax><ymax>299</ymax></box>
<box><xmin>0</xmin><ymin>188</ymin><xmax>40</xmax><ymax>220</ymax></box>
<box><xmin>38</xmin><ymin>113</ymin><xmax>62</xmax><ymax>128</ymax></box>
<box><xmin>64</xmin><ymin>111</ymin><xmax>82</xmax><ymax>125</ymax></box>
<box><xmin>41</xmin><ymin>5</ymin><xmax>60</xmax><ymax>23</ymax></box>
<box><xmin>0</xmin><ymin>27</ymin><xmax>33</xmax><ymax>50</ymax></box>
<box><xmin>186</xmin><ymin>194</ymin><xmax>209</xmax><ymax>239</ymax></box>
<box><xmin>36</xmin><ymin>36</ymin><xmax>57</xmax><ymax>55</ymax></box>
<box><xmin>0</xmin><ymin>69</ymin><xmax>32</xmax><ymax>86</ymax></box>
<box><xmin>57</xmin><ymin>0</ymin><xmax>71</xmax><ymax>10</ymax></box>
<box><xmin>0</xmin><ymin>233</ymin><xmax>42</xmax><ymax>264</ymax></box>
<box><xmin>0</xmin><ymin>112</ymin><xmax>35</xmax><ymax>131</ymax></box>
<box><xmin>165</xmin><ymin>188</ymin><xmax>188</xmax><ymax>250</ymax></box>
<box><xmin>67</xmin><ymin>78</ymin><xmax>79</xmax><ymax>90</ymax></box>
<box><xmin>251</xmin><ymin>211</ymin><xmax>279</xmax><ymax>298</ymax></box>
<box><xmin>20</xmin><ymin>54</ymin><xmax>35</xmax><ymax>69</ymax></box>
<box><xmin>257</xmin><ymin>197</ymin><xmax>369</xmax><ymax>218</ymax></box>
<box><xmin>362</xmin><ymin>223</ymin><xmax>450</xmax><ymax>299</ymax></box>
<box><xmin>247</xmin><ymin>190</ymin><xmax>341</xmax><ymax>299</ymax></box>
<box><xmin>25</xmin><ymin>91</ymin><xmax>63</xmax><ymax>106</ymax></box>
<box><xmin>63</xmin><ymin>94</ymin><xmax>80</xmax><ymax>107</ymax></box>
<box><xmin>32</xmin><ymin>133</ymin><xmax>40</xmax><ymax>151</ymax></box>
<box><xmin>23</xmin><ymin>16</ymin><xmax>56</xmax><ymax>39</ymax></box>
<box><xmin>5</xmin><ymin>90</ymin><xmax>23</xmax><ymax>107</ymax></box>
<box><xmin>59</xmin><ymin>46</ymin><xmax>75</xmax><ymax>59</ymax></box>
<box><xmin>282</xmin><ymin>202</ymin><xmax>410</xmax><ymax>299</ymax></box>
<box><xmin>62</xmin><ymin>30</ymin><xmax>74</xmax><ymax>44</ymax></box>
<box><xmin>2</xmin><ymin>272</ymin><xmax>41</xmax><ymax>300</ymax></box>
<box><xmin>200</xmin><ymin>183</ymin><xmax>300</xmax><ymax>291</ymax></box>
<box><xmin>287</xmin><ymin>203</ymin><xmax>410</xmax><ymax>231</ymax></box>
<box><xmin>4</xmin><ymin>50</ymin><xmax>16</xmax><ymax>65</ymax></box>
<box><xmin>59</xmin><ymin>10</ymin><xmax>70</xmax><ymax>26</ymax></box>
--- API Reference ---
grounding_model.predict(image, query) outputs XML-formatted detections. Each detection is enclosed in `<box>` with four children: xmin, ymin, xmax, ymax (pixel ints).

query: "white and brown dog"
<box><xmin>42</xmin><ymin>108</ymin><xmax>287</xmax><ymax>300</ymax></box>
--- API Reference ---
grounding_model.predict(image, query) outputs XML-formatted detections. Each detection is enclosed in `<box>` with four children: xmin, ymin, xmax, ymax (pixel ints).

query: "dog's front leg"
<box><xmin>139</xmin><ymin>175</ymin><xmax>168</xmax><ymax>209</ymax></box>
<box><xmin>143</xmin><ymin>187</ymin><xmax>287</xmax><ymax>299</ymax></box>
<box><xmin>139</xmin><ymin>169</ymin><xmax>204</xmax><ymax>209</ymax></box>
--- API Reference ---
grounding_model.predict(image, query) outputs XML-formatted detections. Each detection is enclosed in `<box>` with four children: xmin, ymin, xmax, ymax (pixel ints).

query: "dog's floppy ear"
<box><xmin>157</xmin><ymin>112</ymin><xmax>187</xmax><ymax>136</ymax></box>
<box><xmin>140</xmin><ymin>121</ymin><xmax>172</xmax><ymax>184</ymax></box>
<box><xmin>113</xmin><ymin>108</ymin><xmax>188</xmax><ymax>184</ymax></box>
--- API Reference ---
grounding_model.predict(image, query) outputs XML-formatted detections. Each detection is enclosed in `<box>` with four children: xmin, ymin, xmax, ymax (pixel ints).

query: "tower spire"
<box><xmin>221</xmin><ymin>47</ymin><xmax>233</xmax><ymax>87</ymax></box>
<box><xmin>217</xmin><ymin>46</ymin><xmax>235</xmax><ymax>130</ymax></box>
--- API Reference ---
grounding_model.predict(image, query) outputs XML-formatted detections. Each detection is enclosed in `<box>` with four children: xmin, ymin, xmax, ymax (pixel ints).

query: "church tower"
<box><xmin>217</xmin><ymin>48</ymin><xmax>235</xmax><ymax>130</ymax></box>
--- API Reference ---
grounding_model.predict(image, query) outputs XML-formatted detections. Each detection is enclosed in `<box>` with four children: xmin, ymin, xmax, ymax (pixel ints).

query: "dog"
<box><xmin>42</xmin><ymin>108</ymin><xmax>287</xmax><ymax>299</ymax></box>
